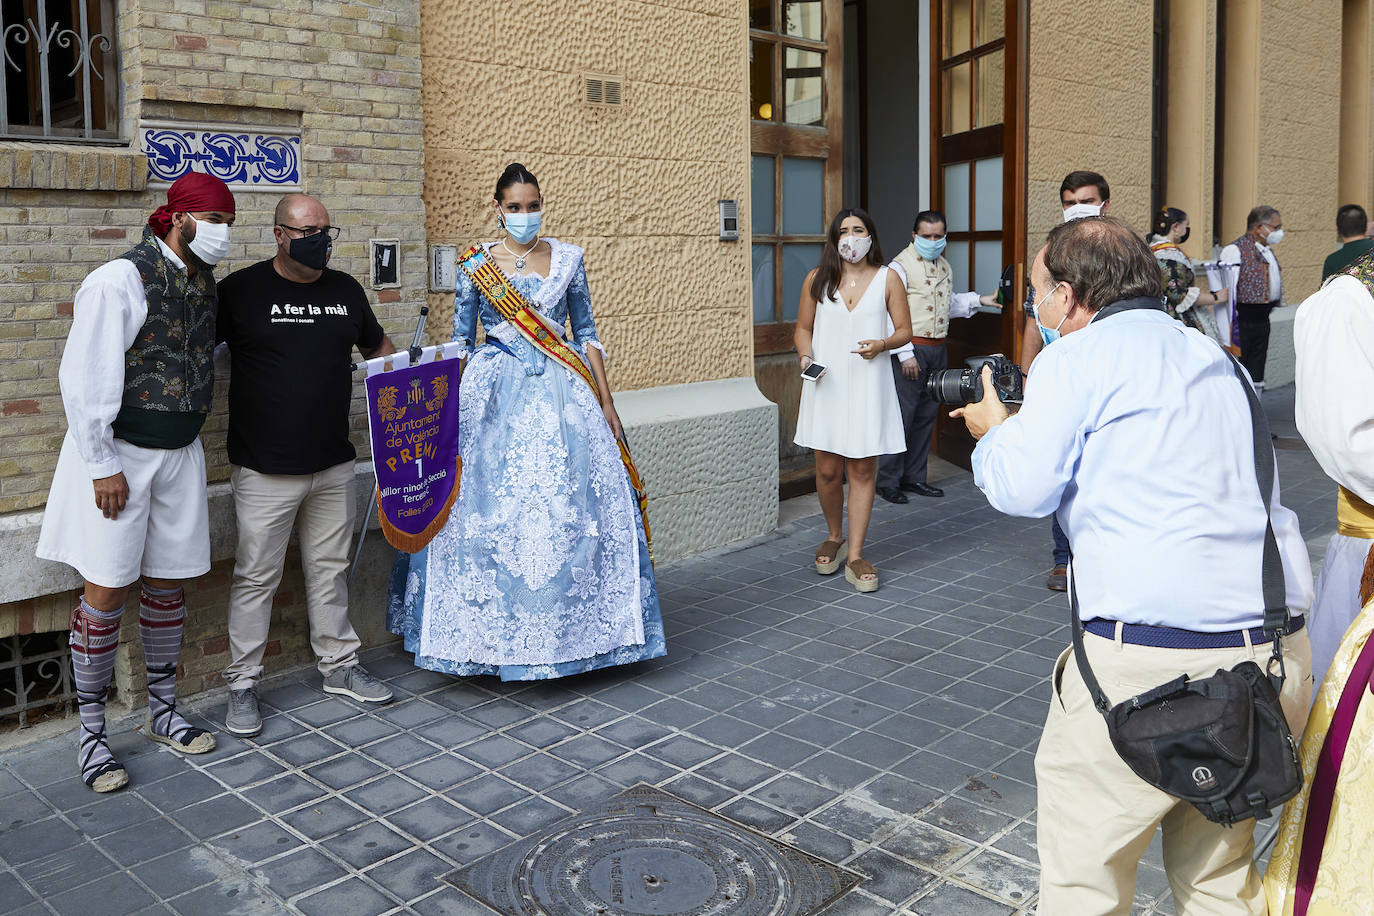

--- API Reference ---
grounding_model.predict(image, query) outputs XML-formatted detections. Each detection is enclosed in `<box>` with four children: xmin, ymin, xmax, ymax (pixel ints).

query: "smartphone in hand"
<box><xmin>801</xmin><ymin>362</ymin><xmax>826</xmax><ymax>381</ymax></box>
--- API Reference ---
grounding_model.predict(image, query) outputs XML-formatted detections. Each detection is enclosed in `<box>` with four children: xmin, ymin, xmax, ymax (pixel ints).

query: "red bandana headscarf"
<box><xmin>147</xmin><ymin>172</ymin><xmax>236</xmax><ymax>236</ymax></box>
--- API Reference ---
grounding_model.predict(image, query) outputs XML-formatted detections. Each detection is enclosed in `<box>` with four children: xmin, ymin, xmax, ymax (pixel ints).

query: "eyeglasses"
<box><xmin>277</xmin><ymin>224</ymin><xmax>341</xmax><ymax>240</ymax></box>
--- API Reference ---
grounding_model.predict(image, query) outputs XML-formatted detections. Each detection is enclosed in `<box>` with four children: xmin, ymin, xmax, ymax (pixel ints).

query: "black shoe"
<box><xmin>876</xmin><ymin>486</ymin><xmax>908</xmax><ymax>504</ymax></box>
<box><xmin>902</xmin><ymin>481</ymin><xmax>944</xmax><ymax>498</ymax></box>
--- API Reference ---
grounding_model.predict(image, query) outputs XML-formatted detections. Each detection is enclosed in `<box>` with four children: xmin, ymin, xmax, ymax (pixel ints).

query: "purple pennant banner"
<box><xmin>364</xmin><ymin>357</ymin><xmax>461</xmax><ymax>552</ymax></box>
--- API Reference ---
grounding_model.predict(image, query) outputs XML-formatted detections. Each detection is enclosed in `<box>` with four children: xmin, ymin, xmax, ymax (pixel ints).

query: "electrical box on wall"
<box><xmin>718</xmin><ymin>200</ymin><xmax>739</xmax><ymax>241</ymax></box>
<box><xmin>370</xmin><ymin>239</ymin><xmax>400</xmax><ymax>289</ymax></box>
<box><xmin>430</xmin><ymin>245</ymin><xmax>457</xmax><ymax>292</ymax></box>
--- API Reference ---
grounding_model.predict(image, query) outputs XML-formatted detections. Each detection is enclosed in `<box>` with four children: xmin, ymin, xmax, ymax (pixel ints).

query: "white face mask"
<box><xmin>185</xmin><ymin>215</ymin><xmax>231</xmax><ymax>265</ymax></box>
<box><xmin>1062</xmin><ymin>202</ymin><xmax>1103</xmax><ymax>223</ymax></box>
<box><xmin>1264</xmin><ymin>227</ymin><xmax>1284</xmax><ymax>246</ymax></box>
<box><xmin>837</xmin><ymin>234</ymin><xmax>873</xmax><ymax>264</ymax></box>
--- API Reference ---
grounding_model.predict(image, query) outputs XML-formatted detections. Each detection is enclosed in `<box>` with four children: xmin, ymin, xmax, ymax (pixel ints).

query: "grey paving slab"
<box><xmin>280</xmin><ymin>796</ymin><xmax>370</xmax><ymax>841</ymax></box>
<box><xmin>321</xmin><ymin>819</ymin><xmax>412</xmax><ymax>869</ymax></box>
<box><xmin>385</xmin><ymin>795</ymin><xmax>472</xmax><ymax>842</ymax></box>
<box><xmin>257</xmin><ymin>846</ymin><xmax>350</xmax><ymax>898</ymax></box>
<box><xmin>166</xmin><ymin>875</ymin><xmax>284</xmax><ymax>915</ymax></box>
<box><xmin>209</xmin><ymin>818</ymin><xmax>303</xmax><ymax>864</ymax></box>
<box><xmin>296</xmin><ymin>875</ymin><xmax>398</xmax><ymax>915</ymax></box>
<box><xmin>242</xmin><ymin>772</ymin><xmax>330</xmax><ymax>811</ymax></box>
<box><xmin>18</xmin><ymin>840</ymin><xmax>119</xmax><ymax>898</ymax></box>
<box><xmin>46</xmin><ymin>868</ymin><xmax>157</xmax><ymax>915</ymax></box>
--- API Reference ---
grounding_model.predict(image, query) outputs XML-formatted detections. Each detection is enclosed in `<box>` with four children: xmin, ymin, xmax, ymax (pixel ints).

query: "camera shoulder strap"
<box><xmin>1069</xmin><ymin>346</ymin><xmax>1287</xmax><ymax>715</ymax></box>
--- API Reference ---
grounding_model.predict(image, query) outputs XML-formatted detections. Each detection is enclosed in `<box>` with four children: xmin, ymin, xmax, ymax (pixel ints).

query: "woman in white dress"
<box><xmin>794</xmin><ymin>209</ymin><xmax>911</xmax><ymax>593</ymax></box>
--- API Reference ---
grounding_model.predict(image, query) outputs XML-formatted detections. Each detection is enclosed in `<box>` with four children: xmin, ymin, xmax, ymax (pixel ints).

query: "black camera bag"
<box><xmin>1068</xmin><ymin>351</ymin><xmax>1301</xmax><ymax>826</ymax></box>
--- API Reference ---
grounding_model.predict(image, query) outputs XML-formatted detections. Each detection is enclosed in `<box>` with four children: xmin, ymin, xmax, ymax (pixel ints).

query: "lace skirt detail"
<box><xmin>386</xmin><ymin>342</ymin><xmax>665</xmax><ymax>680</ymax></box>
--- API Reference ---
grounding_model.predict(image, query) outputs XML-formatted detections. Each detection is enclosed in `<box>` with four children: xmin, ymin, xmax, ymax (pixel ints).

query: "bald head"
<box><xmin>275</xmin><ymin>193</ymin><xmax>327</xmax><ymax>227</ymax></box>
<box><xmin>271</xmin><ymin>194</ymin><xmax>334</xmax><ymax>277</ymax></box>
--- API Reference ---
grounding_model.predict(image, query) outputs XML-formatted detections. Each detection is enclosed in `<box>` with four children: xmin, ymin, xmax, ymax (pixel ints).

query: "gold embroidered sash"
<box><xmin>458</xmin><ymin>244</ymin><xmax>652</xmax><ymax>558</ymax></box>
<box><xmin>1339</xmin><ymin>486</ymin><xmax>1374</xmax><ymax>540</ymax></box>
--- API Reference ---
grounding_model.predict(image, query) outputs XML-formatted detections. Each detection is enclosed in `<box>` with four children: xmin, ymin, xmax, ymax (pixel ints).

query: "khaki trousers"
<box><xmin>1035</xmin><ymin>626</ymin><xmax>1313</xmax><ymax>916</ymax></box>
<box><xmin>223</xmin><ymin>461</ymin><xmax>361</xmax><ymax>688</ymax></box>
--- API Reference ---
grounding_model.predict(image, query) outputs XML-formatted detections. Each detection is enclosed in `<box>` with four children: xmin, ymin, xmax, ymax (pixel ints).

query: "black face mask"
<box><xmin>289</xmin><ymin>232</ymin><xmax>331</xmax><ymax>270</ymax></box>
<box><xmin>1178</xmin><ymin>226</ymin><xmax>1191</xmax><ymax>245</ymax></box>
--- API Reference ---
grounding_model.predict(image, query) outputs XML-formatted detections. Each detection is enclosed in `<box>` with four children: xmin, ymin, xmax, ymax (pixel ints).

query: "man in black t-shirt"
<box><xmin>217</xmin><ymin>193</ymin><xmax>397</xmax><ymax>737</ymax></box>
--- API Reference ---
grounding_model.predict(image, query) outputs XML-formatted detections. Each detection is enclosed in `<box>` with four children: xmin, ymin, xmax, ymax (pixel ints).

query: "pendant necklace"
<box><xmin>502</xmin><ymin>237</ymin><xmax>536</xmax><ymax>272</ymax></box>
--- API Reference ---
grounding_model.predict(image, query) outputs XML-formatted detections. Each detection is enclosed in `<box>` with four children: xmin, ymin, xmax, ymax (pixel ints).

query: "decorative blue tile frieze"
<box><xmin>138</xmin><ymin>120</ymin><xmax>302</xmax><ymax>189</ymax></box>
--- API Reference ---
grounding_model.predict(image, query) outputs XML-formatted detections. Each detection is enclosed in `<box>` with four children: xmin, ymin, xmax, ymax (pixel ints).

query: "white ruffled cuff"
<box><xmin>581</xmin><ymin>339</ymin><xmax>608</xmax><ymax>359</ymax></box>
<box><xmin>1177</xmin><ymin>286</ymin><xmax>1202</xmax><ymax>315</ymax></box>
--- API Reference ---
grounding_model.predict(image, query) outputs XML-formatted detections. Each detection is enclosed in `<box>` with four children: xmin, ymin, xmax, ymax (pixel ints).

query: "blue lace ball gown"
<box><xmin>386</xmin><ymin>239</ymin><xmax>665</xmax><ymax>679</ymax></box>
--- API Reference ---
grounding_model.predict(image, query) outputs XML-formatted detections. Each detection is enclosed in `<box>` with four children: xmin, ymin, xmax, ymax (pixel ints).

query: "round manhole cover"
<box><xmin>583</xmin><ymin>845</ymin><xmax>718</xmax><ymax>913</ymax></box>
<box><xmin>449</xmin><ymin>785</ymin><xmax>862</xmax><ymax>915</ymax></box>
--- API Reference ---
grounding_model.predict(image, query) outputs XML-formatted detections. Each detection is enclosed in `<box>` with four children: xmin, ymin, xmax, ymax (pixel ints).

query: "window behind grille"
<box><xmin>0</xmin><ymin>0</ymin><xmax>118</xmax><ymax>141</ymax></box>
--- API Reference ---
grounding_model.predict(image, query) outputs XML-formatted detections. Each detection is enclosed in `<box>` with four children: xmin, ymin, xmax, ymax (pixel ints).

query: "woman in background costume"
<box><xmin>387</xmin><ymin>163</ymin><xmax>664</xmax><ymax>679</ymax></box>
<box><xmin>1147</xmin><ymin>206</ymin><xmax>1228</xmax><ymax>346</ymax></box>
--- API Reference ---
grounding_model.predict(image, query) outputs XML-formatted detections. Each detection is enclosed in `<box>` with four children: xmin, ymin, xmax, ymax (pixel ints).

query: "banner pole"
<box><xmin>348</xmin><ymin>306</ymin><xmax>431</xmax><ymax>585</ymax></box>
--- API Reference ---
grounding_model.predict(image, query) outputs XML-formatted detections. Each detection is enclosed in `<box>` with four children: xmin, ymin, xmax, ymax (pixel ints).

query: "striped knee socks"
<box><xmin>70</xmin><ymin>597</ymin><xmax>125</xmax><ymax>788</ymax></box>
<box><xmin>139</xmin><ymin>584</ymin><xmax>213</xmax><ymax>753</ymax></box>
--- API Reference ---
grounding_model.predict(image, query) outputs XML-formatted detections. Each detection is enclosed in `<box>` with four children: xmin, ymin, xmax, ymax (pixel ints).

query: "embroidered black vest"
<box><xmin>1338</xmin><ymin>249</ymin><xmax>1374</xmax><ymax>293</ymax></box>
<box><xmin>111</xmin><ymin>227</ymin><xmax>217</xmax><ymax>448</ymax></box>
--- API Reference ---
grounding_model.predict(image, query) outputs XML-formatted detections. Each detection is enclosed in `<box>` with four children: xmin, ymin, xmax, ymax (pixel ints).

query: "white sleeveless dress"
<box><xmin>794</xmin><ymin>266</ymin><xmax>905</xmax><ymax>459</ymax></box>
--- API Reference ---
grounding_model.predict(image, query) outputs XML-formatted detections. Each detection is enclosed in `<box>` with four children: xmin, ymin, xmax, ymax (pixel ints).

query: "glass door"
<box><xmin>749</xmin><ymin>0</ymin><xmax>844</xmax><ymax>493</ymax></box>
<box><xmin>932</xmin><ymin>0</ymin><xmax>1025</xmax><ymax>467</ymax></box>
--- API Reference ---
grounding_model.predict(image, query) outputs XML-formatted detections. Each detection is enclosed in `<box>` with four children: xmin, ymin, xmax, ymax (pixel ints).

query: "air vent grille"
<box><xmin>584</xmin><ymin>73</ymin><xmax>624</xmax><ymax>108</ymax></box>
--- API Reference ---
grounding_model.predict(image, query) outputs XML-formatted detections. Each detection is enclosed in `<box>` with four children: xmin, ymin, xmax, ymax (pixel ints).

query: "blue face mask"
<box><xmin>912</xmin><ymin>235</ymin><xmax>947</xmax><ymax>260</ymax></box>
<box><xmin>1032</xmin><ymin>282</ymin><xmax>1068</xmax><ymax>347</ymax></box>
<box><xmin>503</xmin><ymin>211</ymin><xmax>541</xmax><ymax>244</ymax></box>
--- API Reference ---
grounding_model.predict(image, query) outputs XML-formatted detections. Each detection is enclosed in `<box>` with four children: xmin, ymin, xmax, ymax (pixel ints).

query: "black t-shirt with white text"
<box><xmin>217</xmin><ymin>259</ymin><xmax>384</xmax><ymax>474</ymax></box>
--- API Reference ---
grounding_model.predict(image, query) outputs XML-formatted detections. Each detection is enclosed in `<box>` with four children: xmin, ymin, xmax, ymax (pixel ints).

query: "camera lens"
<box><xmin>926</xmin><ymin>368</ymin><xmax>981</xmax><ymax>405</ymax></box>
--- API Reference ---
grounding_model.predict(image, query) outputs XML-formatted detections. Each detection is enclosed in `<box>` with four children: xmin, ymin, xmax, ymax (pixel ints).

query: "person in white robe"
<box><xmin>1294</xmin><ymin>254</ymin><xmax>1374</xmax><ymax>688</ymax></box>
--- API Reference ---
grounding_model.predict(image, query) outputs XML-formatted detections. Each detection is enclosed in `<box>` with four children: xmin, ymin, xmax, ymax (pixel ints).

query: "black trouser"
<box><xmin>1235</xmin><ymin>300</ymin><xmax>1278</xmax><ymax>384</ymax></box>
<box><xmin>878</xmin><ymin>343</ymin><xmax>945</xmax><ymax>489</ymax></box>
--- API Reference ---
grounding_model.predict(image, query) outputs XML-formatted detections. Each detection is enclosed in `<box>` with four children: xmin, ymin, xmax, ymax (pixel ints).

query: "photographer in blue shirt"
<box><xmin>952</xmin><ymin>216</ymin><xmax>1314</xmax><ymax>915</ymax></box>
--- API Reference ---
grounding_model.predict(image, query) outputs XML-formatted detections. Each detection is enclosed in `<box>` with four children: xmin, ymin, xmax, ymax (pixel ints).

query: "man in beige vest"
<box><xmin>877</xmin><ymin>209</ymin><xmax>996</xmax><ymax>504</ymax></box>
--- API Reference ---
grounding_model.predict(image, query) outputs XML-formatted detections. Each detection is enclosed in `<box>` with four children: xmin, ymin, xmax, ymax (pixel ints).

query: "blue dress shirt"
<box><xmin>972</xmin><ymin>306</ymin><xmax>1312</xmax><ymax>630</ymax></box>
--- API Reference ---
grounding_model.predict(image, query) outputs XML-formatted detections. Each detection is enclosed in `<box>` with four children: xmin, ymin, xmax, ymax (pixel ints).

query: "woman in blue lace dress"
<box><xmin>387</xmin><ymin>163</ymin><xmax>665</xmax><ymax>679</ymax></box>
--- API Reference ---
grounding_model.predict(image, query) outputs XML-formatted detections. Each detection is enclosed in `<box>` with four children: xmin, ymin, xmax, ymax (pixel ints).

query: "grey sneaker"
<box><xmin>225</xmin><ymin>687</ymin><xmax>261</xmax><ymax>737</ymax></box>
<box><xmin>322</xmin><ymin>665</ymin><xmax>394</xmax><ymax>704</ymax></box>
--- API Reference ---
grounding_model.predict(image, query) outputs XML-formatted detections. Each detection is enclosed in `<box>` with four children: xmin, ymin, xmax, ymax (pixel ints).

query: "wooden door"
<box><xmin>749</xmin><ymin>0</ymin><xmax>844</xmax><ymax>495</ymax></box>
<box><xmin>931</xmin><ymin>0</ymin><xmax>1027</xmax><ymax>467</ymax></box>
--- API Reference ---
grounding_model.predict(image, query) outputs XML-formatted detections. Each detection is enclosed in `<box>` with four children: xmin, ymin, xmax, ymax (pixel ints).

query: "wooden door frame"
<box><xmin>928</xmin><ymin>0</ymin><xmax>1029</xmax><ymax>466</ymax></box>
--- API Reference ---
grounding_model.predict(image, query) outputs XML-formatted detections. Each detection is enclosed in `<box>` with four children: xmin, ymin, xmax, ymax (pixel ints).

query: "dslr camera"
<box><xmin>926</xmin><ymin>355</ymin><xmax>1025</xmax><ymax>406</ymax></box>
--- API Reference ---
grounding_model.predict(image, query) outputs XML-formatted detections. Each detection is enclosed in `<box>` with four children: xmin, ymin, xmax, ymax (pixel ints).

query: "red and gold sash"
<box><xmin>458</xmin><ymin>244</ymin><xmax>652</xmax><ymax>558</ymax></box>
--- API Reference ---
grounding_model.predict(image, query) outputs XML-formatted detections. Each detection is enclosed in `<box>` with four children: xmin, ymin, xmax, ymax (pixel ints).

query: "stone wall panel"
<box><xmin>1026</xmin><ymin>0</ymin><xmax>1154</xmax><ymax>242</ymax></box>
<box><xmin>1253</xmin><ymin>0</ymin><xmax>1341</xmax><ymax>300</ymax></box>
<box><xmin>420</xmin><ymin>0</ymin><xmax>750</xmax><ymax>391</ymax></box>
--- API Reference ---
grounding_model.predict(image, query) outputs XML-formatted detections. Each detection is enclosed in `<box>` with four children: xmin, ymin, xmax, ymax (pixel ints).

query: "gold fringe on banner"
<box><xmin>377</xmin><ymin>457</ymin><xmax>462</xmax><ymax>553</ymax></box>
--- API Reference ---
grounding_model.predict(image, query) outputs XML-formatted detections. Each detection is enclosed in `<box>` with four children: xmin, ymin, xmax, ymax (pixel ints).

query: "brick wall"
<box><xmin>1</xmin><ymin>0</ymin><xmax>426</xmax><ymax>515</ymax></box>
<box><xmin>0</xmin><ymin>0</ymin><xmax>425</xmax><ymax>698</ymax></box>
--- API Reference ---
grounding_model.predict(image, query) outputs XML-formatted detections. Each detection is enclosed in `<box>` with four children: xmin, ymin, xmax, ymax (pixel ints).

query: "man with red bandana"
<box><xmin>37</xmin><ymin>173</ymin><xmax>236</xmax><ymax>792</ymax></box>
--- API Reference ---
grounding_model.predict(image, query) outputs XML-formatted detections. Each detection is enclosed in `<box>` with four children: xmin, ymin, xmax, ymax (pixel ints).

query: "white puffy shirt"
<box><xmin>58</xmin><ymin>238</ymin><xmax>187</xmax><ymax>479</ymax></box>
<box><xmin>1295</xmin><ymin>274</ymin><xmax>1374</xmax><ymax>502</ymax></box>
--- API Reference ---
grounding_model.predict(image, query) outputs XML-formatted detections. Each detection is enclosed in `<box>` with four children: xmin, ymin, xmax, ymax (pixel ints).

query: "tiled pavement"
<box><xmin>0</xmin><ymin>387</ymin><xmax>1339</xmax><ymax>916</ymax></box>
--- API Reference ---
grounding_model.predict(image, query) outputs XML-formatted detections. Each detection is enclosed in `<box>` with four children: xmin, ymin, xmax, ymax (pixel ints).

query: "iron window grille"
<box><xmin>0</xmin><ymin>632</ymin><xmax>77</xmax><ymax>730</ymax></box>
<box><xmin>1</xmin><ymin>0</ymin><xmax>118</xmax><ymax>142</ymax></box>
